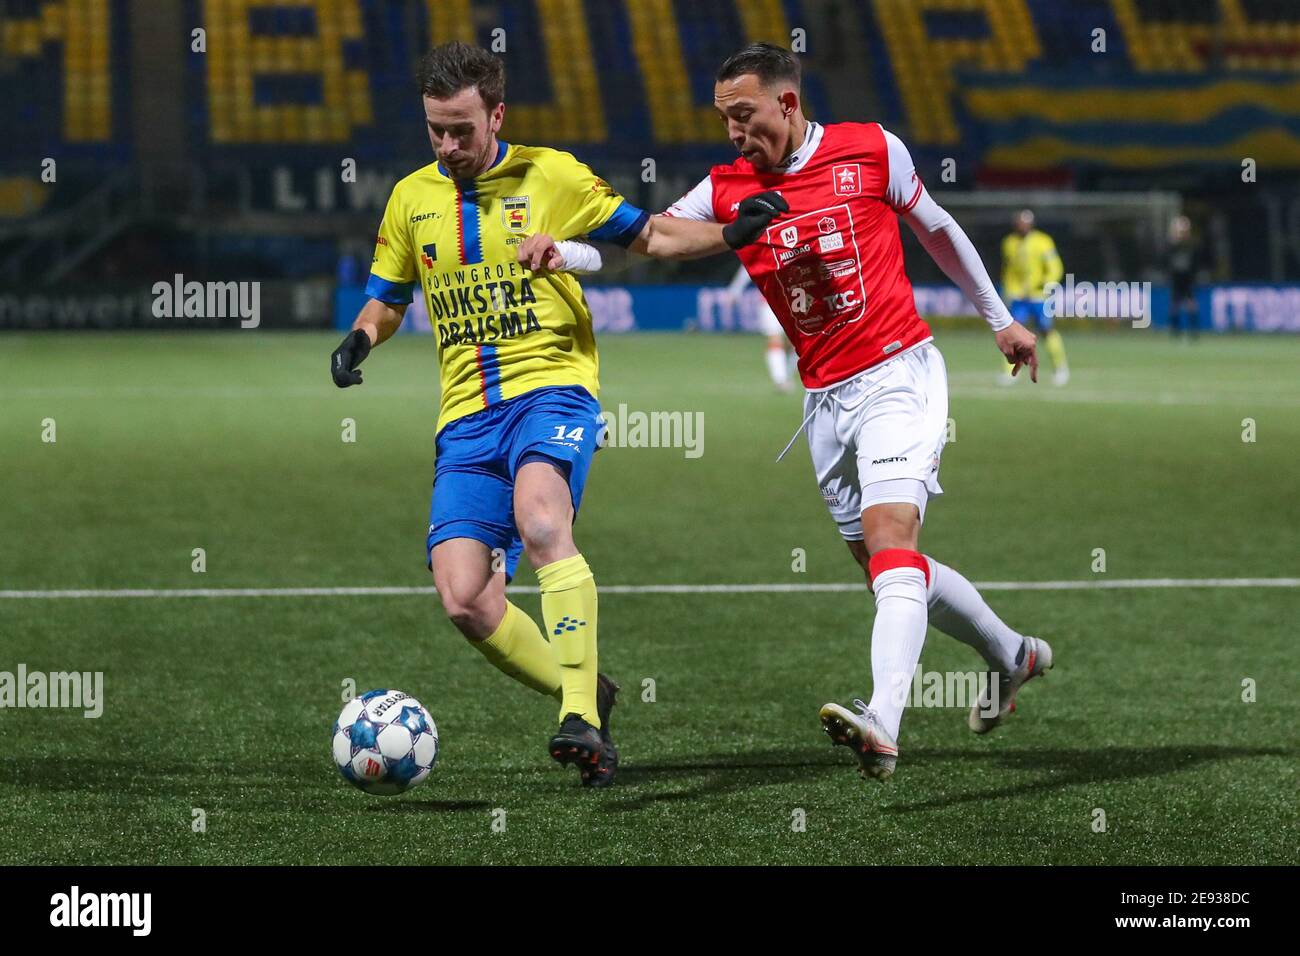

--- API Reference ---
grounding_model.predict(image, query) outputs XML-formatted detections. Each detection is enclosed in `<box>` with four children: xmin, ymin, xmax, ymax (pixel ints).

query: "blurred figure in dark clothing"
<box><xmin>1166</xmin><ymin>215</ymin><xmax>1202</xmax><ymax>340</ymax></box>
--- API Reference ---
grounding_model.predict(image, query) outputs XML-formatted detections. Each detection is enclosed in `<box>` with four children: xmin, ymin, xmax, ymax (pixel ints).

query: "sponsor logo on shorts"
<box><xmin>820</xmin><ymin>485</ymin><xmax>840</xmax><ymax>505</ymax></box>
<box><xmin>871</xmin><ymin>455</ymin><xmax>908</xmax><ymax>465</ymax></box>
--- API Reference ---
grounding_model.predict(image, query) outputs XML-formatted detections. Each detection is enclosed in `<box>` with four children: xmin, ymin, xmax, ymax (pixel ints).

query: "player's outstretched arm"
<box><xmin>627</xmin><ymin>214</ymin><xmax>727</xmax><ymax>260</ymax></box>
<box><xmin>330</xmin><ymin>297</ymin><xmax>407</xmax><ymax>388</ymax></box>
<box><xmin>882</xmin><ymin>127</ymin><xmax>1038</xmax><ymax>380</ymax></box>
<box><xmin>629</xmin><ymin>191</ymin><xmax>787</xmax><ymax>260</ymax></box>
<box><xmin>903</xmin><ymin>192</ymin><xmax>1038</xmax><ymax>382</ymax></box>
<box><xmin>517</xmin><ymin>235</ymin><xmax>623</xmax><ymax>274</ymax></box>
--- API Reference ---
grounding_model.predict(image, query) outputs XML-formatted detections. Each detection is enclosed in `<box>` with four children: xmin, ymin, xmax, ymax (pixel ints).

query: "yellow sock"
<box><xmin>471</xmin><ymin>601</ymin><xmax>562</xmax><ymax>700</ymax></box>
<box><xmin>537</xmin><ymin>554</ymin><xmax>599</xmax><ymax>728</ymax></box>
<box><xmin>1044</xmin><ymin>330</ymin><xmax>1068</xmax><ymax>370</ymax></box>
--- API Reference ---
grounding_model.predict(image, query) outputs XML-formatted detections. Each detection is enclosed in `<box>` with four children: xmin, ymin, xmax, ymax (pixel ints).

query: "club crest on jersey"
<box><xmin>832</xmin><ymin>164</ymin><xmax>861</xmax><ymax>196</ymax></box>
<box><xmin>421</xmin><ymin>243</ymin><xmax>437</xmax><ymax>269</ymax></box>
<box><xmin>502</xmin><ymin>196</ymin><xmax>531</xmax><ymax>232</ymax></box>
<box><xmin>780</xmin><ymin>225</ymin><xmax>799</xmax><ymax>248</ymax></box>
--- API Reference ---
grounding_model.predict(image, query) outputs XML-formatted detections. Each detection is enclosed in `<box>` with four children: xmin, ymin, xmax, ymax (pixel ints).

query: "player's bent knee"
<box><xmin>439</xmin><ymin>590</ymin><xmax>498</xmax><ymax>638</ymax></box>
<box><xmin>516</xmin><ymin>507</ymin><xmax>574</xmax><ymax>562</ymax></box>
<box><xmin>866</xmin><ymin>548</ymin><xmax>931</xmax><ymax>589</ymax></box>
<box><xmin>432</xmin><ymin>572</ymin><xmax>501</xmax><ymax>638</ymax></box>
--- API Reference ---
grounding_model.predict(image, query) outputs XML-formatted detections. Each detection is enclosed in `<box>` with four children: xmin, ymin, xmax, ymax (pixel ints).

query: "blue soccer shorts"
<box><xmin>1010</xmin><ymin>298</ymin><xmax>1053</xmax><ymax>332</ymax></box>
<box><xmin>426</xmin><ymin>385</ymin><xmax>604</xmax><ymax>580</ymax></box>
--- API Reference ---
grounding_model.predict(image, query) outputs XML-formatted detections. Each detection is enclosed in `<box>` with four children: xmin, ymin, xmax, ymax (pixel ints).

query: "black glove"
<box><xmin>331</xmin><ymin>329</ymin><xmax>372</xmax><ymax>387</ymax></box>
<box><xmin>722</xmin><ymin>191</ymin><xmax>789</xmax><ymax>249</ymax></box>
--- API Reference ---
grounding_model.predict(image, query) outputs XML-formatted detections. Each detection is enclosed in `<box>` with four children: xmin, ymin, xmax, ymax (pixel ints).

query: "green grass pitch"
<box><xmin>1</xmin><ymin>329</ymin><xmax>1296</xmax><ymax>865</ymax></box>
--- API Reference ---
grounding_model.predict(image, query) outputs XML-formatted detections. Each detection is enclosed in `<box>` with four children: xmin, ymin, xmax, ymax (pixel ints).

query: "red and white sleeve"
<box><xmin>882</xmin><ymin>127</ymin><xmax>925</xmax><ymax>214</ymax></box>
<box><xmin>661</xmin><ymin>176</ymin><xmax>717</xmax><ymax>222</ymax></box>
<box><xmin>883</xmin><ymin>128</ymin><xmax>1013</xmax><ymax>332</ymax></box>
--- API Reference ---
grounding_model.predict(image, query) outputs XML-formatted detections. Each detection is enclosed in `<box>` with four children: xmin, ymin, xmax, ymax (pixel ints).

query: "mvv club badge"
<box><xmin>502</xmin><ymin>196</ymin><xmax>531</xmax><ymax>232</ymax></box>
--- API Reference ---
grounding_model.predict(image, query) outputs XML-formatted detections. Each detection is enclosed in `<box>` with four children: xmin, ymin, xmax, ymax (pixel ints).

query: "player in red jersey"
<box><xmin>521</xmin><ymin>43</ymin><xmax>1055</xmax><ymax>781</ymax></box>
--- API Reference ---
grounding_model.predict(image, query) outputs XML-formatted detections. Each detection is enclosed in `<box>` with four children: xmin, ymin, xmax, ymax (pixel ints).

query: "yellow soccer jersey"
<box><xmin>367</xmin><ymin>141</ymin><xmax>648</xmax><ymax>432</ymax></box>
<box><xmin>1001</xmin><ymin>229</ymin><xmax>1064</xmax><ymax>301</ymax></box>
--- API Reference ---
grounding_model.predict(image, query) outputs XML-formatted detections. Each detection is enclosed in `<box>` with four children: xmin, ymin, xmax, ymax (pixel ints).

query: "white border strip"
<box><xmin>0</xmin><ymin>578</ymin><xmax>1296</xmax><ymax>599</ymax></box>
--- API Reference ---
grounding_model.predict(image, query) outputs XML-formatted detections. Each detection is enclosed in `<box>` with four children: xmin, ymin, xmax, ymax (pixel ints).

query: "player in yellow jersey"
<box><xmin>1001</xmin><ymin>210</ymin><xmax>1069</xmax><ymax>386</ymax></box>
<box><xmin>329</xmin><ymin>42</ymin><xmax>782</xmax><ymax>787</ymax></box>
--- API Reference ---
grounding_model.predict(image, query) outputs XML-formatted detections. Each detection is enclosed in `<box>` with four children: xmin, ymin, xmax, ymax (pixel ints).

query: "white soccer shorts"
<box><xmin>803</xmin><ymin>342</ymin><xmax>949</xmax><ymax>539</ymax></box>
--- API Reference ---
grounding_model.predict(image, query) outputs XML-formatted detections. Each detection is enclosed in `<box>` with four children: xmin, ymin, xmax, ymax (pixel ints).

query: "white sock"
<box><xmin>865</xmin><ymin>566</ymin><xmax>929</xmax><ymax>739</ymax></box>
<box><xmin>765</xmin><ymin>345</ymin><xmax>789</xmax><ymax>386</ymax></box>
<box><xmin>924</xmin><ymin>556</ymin><xmax>1023</xmax><ymax>673</ymax></box>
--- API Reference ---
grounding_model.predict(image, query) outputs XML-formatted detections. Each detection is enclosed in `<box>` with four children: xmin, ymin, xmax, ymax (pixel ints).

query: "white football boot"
<box><xmin>819</xmin><ymin>699</ymin><xmax>899</xmax><ymax>781</ymax></box>
<box><xmin>969</xmin><ymin>636</ymin><xmax>1054</xmax><ymax>734</ymax></box>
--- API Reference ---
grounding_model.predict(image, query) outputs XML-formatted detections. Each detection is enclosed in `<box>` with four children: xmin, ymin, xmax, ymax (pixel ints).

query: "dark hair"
<box><xmin>716</xmin><ymin>42</ymin><xmax>801</xmax><ymax>89</ymax></box>
<box><xmin>416</xmin><ymin>42</ymin><xmax>506</xmax><ymax>109</ymax></box>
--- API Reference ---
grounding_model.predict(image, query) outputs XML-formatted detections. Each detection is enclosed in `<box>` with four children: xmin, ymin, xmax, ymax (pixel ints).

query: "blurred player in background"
<box><xmin>330</xmin><ymin>42</ymin><xmax>779</xmax><ymax>787</ymax></box>
<box><xmin>531</xmin><ymin>43</ymin><xmax>1054</xmax><ymax>782</ymax></box>
<box><xmin>727</xmin><ymin>263</ymin><xmax>796</xmax><ymax>391</ymax></box>
<box><xmin>1166</xmin><ymin>214</ymin><xmax>1202</xmax><ymax>340</ymax></box>
<box><xmin>1001</xmin><ymin>209</ymin><xmax>1068</xmax><ymax>385</ymax></box>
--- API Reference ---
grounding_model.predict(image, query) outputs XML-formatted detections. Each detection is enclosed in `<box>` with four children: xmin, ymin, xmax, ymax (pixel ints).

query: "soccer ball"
<box><xmin>331</xmin><ymin>689</ymin><xmax>439</xmax><ymax>795</ymax></box>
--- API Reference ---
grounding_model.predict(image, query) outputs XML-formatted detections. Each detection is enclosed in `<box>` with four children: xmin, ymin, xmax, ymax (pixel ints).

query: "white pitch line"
<box><xmin>0</xmin><ymin>578</ymin><xmax>1296</xmax><ymax>599</ymax></box>
<box><xmin>949</xmin><ymin>385</ymin><xmax>1300</xmax><ymax>408</ymax></box>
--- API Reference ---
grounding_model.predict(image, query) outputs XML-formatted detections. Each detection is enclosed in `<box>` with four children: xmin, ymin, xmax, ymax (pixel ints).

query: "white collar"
<box><xmin>775</xmin><ymin>121</ymin><xmax>822</xmax><ymax>174</ymax></box>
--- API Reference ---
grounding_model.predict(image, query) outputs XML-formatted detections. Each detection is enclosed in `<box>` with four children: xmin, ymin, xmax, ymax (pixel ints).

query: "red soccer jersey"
<box><xmin>666</xmin><ymin>121</ymin><xmax>933</xmax><ymax>389</ymax></box>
